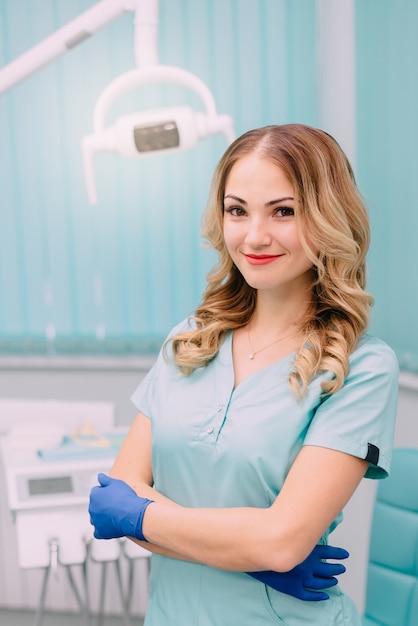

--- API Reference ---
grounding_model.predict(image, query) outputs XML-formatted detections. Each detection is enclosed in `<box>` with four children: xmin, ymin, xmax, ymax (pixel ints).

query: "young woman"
<box><xmin>89</xmin><ymin>124</ymin><xmax>399</xmax><ymax>625</ymax></box>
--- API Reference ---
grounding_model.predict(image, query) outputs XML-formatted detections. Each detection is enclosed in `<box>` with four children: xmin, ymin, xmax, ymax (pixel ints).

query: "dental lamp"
<box><xmin>0</xmin><ymin>0</ymin><xmax>235</xmax><ymax>204</ymax></box>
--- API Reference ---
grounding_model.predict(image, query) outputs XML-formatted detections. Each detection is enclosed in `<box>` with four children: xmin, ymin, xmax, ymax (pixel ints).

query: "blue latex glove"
<box><xmin>89</xmin><ymin>473</ymin><xmax>154</xmax><ymax>541</ymax></box>
<box><xmin>247</xmin><ymin>544</ymin><xmax>349</xmax><ymax>601</ymax></box>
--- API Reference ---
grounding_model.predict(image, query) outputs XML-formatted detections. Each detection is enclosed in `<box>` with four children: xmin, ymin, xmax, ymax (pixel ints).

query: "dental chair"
<box><xmin>362</xmin><ymin>448</ymin><xmax>418</xmax><ymax>626</ymax></box>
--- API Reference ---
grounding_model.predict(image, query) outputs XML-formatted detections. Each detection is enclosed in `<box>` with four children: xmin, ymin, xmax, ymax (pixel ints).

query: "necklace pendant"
<box><xmin>248</xmin><ymin>352</ymin><xmax>255</xmax><ymax>360</ymax></box>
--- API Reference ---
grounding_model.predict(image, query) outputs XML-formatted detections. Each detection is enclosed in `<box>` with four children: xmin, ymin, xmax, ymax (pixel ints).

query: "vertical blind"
<box><xmin>355</xmin><ymin>0</ymin><xmax>418</xmax><ymax>372</ymax></box>
<box><xmin>0</xmin><ymin>0</ymin><xmax>317</xmax><ymax>355</ymax></box>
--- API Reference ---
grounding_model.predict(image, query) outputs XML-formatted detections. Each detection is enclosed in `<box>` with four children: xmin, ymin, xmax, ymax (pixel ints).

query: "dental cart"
<box><xmin>0</xmin><ymin>424</ymin><xmax>149</xmax><ymax>626</ymax></box>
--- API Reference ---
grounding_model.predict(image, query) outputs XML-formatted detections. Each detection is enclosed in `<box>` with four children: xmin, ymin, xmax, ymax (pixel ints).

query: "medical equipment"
<box><xmin>0</xmin><ymin>424</ymin><xmax>141</xmax><ymax>626</ymax></box>
<box><xmin>0</xmin><ymin>0</ymin><xmax>235</xmax><ymax>204</ymax></box>
<box><xmin>82</xmin><ymin>73</ymin><xmax>235</xmax><ymax>204</ymax></box>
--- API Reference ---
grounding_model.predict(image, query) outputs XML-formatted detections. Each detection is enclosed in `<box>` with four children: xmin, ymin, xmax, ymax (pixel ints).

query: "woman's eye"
<box><xmin>275</xmin><ymin>207</ymin><xmax>294</xmax><ymax>217</ymax></box>
<box><xmin>225</xmin><ymin>206</ymin><xmax>246</xmax><ymax>217</ymax></box>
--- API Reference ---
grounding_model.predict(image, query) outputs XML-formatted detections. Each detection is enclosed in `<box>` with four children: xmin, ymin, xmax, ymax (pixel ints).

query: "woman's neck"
<box><xmin>250</xmin><ymin>288</ymin><xmax>311</xmax><ymax>335</ymax></box>
<box><xmin>232</xmin><ymin>288</ymin><xmax>310</xmax><ymax>388</ymax></box>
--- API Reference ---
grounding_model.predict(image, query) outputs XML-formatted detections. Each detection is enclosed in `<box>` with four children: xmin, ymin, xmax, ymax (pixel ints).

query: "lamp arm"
<box><xmin>93</xmin><ymin>66</ymin><xmax>218</xmax><ymax>133</ymax></box>
<box><xmin>0</xmin><ymin>0</ymin><xmax>156</xmax><ymax>95</ymax></box>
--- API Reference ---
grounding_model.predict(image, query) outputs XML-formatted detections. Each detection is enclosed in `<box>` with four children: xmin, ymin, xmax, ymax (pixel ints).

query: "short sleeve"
<box><xmin>304</xmin><ymin>335</ymin><xmax>399</xmax><ymax>479</ymax></box>
<box><xmin>131</xmin><ymin>358</ymin><xmax>159</xmax><ymax>419</ymax></box>
<box><xmin>130</xmin><ymin>318</ymin><xmax>192</xmax><ymax>419</ymax></box>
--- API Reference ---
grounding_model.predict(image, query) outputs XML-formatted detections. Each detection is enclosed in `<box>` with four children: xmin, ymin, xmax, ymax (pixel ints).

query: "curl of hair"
<box><xmin>169</xmin><ymin>124</ymin><xmax>373</xmax><ymax>398</ymax></box>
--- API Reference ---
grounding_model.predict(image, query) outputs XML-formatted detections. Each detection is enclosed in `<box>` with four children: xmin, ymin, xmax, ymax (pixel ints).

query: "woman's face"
<box><xmin>223</xmin><ymin>154</ymin><xmax>314</xmax><ymax>295</ymax></box>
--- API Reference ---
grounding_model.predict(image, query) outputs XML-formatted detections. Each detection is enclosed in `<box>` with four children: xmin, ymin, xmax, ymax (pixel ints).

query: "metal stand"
<box><xmin>33</xmin><ymin>538</ymin><xmax>91</xmax><ymax>626</ymax></box>
<box><xmin>123</xmin><ymin>539</ymin><xmax>151</xmax><ymax>621</ymax></box>
<box><xmin>88</xmin><ymin>537</ymin><xmax>132</xmax><ymax>626</ymax></box>
<box><xmin>95</xmin><ymin>559</ymin><xmax>131</xmax><ymax>626</ymax></box>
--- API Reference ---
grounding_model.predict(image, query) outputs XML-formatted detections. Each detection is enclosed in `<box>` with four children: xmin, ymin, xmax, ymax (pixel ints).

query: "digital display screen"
<box><xmin>28</xmin><ymin>476</ymin><xmax>73</xmax><ymax>496</ymax></box>
<box><xmin>134</xmin><ymin>121</ymin><xmax>180</xmax><ymax>152</ymax></box>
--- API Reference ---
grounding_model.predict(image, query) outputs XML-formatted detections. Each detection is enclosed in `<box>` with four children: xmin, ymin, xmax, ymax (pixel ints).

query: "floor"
<box><xmin>0</xmin><ymin>609</ymin><xmax>144</xmax><ymax>626</ymax></box>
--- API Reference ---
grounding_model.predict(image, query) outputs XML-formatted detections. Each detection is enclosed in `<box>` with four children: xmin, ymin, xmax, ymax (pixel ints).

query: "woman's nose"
<box><xmin>244</xmin><ymin>218</ymin><xmax>271</xmax><ymax>247</ymax></box>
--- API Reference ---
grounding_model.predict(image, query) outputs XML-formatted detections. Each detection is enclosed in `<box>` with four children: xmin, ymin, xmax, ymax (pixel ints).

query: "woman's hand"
<box><xmin>89</xmin><ymin>473</ymin><xmax>154</xmax><ymax>541</ymax></box>
<box><xmin>247</xmin><ymin>544</ymin><xmax>349</xmax><ymax>601</ymax></box>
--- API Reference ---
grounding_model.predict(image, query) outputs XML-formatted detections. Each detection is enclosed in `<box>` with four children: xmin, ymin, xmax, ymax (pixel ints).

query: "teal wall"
<box><xmin>356</xmin><ymin>0</ymin><xmax>418</xmax><ymax>372</ymax></box>
<box><xmin>0</xmin><ymin>0</ymin><xmax>417</xmax><ymax>372</ymax></box>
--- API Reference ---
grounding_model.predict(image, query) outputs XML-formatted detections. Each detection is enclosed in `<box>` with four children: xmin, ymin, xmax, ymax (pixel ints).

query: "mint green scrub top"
<box><xmin>131</xmin><ymin>320</ymin><xmax>399</xmax><ymax>626</ymax></box>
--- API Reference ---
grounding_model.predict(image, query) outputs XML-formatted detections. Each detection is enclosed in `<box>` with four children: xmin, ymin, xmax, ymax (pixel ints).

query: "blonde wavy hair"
<box><xmin>169</xmin><ymin>124</ymin><xmax>373</xmax><ymax>398</ymax></box>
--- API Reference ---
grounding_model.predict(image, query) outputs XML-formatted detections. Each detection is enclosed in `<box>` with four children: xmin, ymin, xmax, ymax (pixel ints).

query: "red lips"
<box><xmin>244</xmin><ymin>254</ymin><xmax>282</xmax><ymax>265</ymax></box>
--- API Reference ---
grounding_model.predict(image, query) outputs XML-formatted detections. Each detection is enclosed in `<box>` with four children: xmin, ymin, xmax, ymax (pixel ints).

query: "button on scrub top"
<box><xmin>131</xmin><ymin>319</ymin><xmax>399</xmax><ymax>626</ymax></box>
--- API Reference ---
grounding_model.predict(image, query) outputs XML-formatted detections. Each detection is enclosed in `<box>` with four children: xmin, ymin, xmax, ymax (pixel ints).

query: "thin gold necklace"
<box><xmin>247</xmin><ymin>326</ymin><xmax>298</xmax><ymax>360</ymax></box>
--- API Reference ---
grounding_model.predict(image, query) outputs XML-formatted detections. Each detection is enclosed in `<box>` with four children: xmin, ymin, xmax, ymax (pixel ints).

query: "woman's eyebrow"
<box><xmin>265</xmin><ymin>197</ymin><xmax>294</xmax><ymax>206</ymax></box>
<box><xmin>224</xmin><ymin>194</ymin><xmax>246</xmax><ymax>204</ymax></box>
<box><xmin>224</xmin><ymin>194</ymin><xmax>294</xmax><ymax>206</ymax></box>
